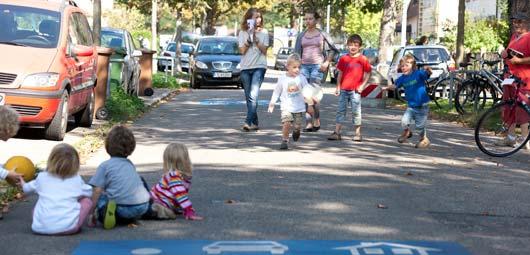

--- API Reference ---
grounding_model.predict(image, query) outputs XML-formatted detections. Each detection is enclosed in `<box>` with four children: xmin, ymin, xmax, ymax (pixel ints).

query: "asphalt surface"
<box><xmin>1</xmin><ymin>70</ymin><xmax>530</xmax><ymax>255</ymax></box>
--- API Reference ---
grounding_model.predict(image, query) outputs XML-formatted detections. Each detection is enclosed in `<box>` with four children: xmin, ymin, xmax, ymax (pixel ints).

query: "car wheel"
<box><xmin>74</xmin><ymin>88</ymin><xmax>94</xmax><ymax>127</ymax></box>
<box><xmin>44</xmin><ymin>91</ymin><xmax>68</xmax><ymax>141</ymax></box>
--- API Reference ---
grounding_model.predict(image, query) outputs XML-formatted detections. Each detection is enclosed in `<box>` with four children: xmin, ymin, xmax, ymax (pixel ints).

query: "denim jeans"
<box><xmin>300</xmin><ymin>64</ymin><xmax>324</xmax><ymax>84</ymax></box>
<box><xmin>402</xmin><ymin>104</ymin><xmax>429</xmax><ymax>137</ymax></box>
<box><xmin>241</xmin><ymin>68</ymin><xmax>266</xmax><ymax>126</ymax></box>
<box><xmin>336</xmin><ymin>90</ymin><xmax>362</xmax><ymax>126</ymax></box>
<box><xmin>96</xmin><ymin>194</ymin><xmax>149</xmax><ymax>224</ymax></box>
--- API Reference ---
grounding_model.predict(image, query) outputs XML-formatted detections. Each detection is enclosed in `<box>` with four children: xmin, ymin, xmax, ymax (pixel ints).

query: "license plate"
<box><xmin>0</xmin><ymin>93</ymin><xmax>5</xmax><ymax>105</ymax></box>
<box><xmin>213</xmin><ymin>72</ymin><xmax>232</xmax><ymax>78</ymax></box>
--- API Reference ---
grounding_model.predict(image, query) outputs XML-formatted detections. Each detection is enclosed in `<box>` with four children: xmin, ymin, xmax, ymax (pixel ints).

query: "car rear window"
<box><xmin>278</xmin><ymin>48</ymin><xmax>292</xmax><ymax>55</ymax></box>
<box><xmin>197</xmin><ymin>40</ymin><xmax>240</xmax><ymax>55</ymax></box>
<box><xmin>0</xmin><ymin>5</ymin><xmax>61</xmax><ymax>48</ymax></box>
<box><xmin>101</xmin><ymin>31</ymin><xmax>124</xmax><ymax>49</ymax></box>
<box><xmin>403</xmin><ymin>48</ymin><xmax>450</xmax><ymax>63</ymax></box>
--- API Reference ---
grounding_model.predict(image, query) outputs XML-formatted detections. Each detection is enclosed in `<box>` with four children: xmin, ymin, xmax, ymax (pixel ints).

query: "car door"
<box><xmin>66</xmin><ymin>12</ymin><xmax>84</xmax><ymax>111</ymax></box>
<box><xmin>68</xmin><ymin>12</ymin><xmax>95</xmax><ymax>112</ymax></box>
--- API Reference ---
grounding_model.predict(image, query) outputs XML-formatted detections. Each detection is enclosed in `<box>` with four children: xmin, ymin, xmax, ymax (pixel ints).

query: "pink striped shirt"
<box><xmin>301</xmin><ymin>33</ymin><xmax>324</xmax><ymax>64</ymax></box>
<box><xmin>150</xmin><ymin>170</ymin><xmax>196</xmax><ymax>217</ymax></box>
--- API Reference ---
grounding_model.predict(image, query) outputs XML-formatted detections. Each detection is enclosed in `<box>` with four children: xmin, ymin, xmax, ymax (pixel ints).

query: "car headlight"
<box><xmin>195</xmin><ymin>61</ymin><xmax>208</xmax><ymax>69</ymax></box>
<box><xmin>22</xmin><ymin>73</ymin><xmax>59</xmax><ymax>87</ymax></box>
<box><xmin>236</xmin><ymin>63</ymin><xmax>241</xmax><ymax>69</ymax></box>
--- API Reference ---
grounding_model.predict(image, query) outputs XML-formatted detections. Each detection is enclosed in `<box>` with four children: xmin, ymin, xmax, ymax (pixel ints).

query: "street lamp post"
<box><xmin>401</xmin><ymin>0</ymin><xmax>411</xmax><ymax>46</ymax></box>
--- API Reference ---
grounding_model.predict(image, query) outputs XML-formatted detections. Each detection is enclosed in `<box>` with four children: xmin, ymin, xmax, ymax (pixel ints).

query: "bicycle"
<box><xmin>474</xmin><ymin>75</ymin><xmax>530</xmax><ymax>157</ymax></box>
<box><xmin>454</xmin><ymin>58</ymin><xmax>504</xmax><ymax>115</ymax></box>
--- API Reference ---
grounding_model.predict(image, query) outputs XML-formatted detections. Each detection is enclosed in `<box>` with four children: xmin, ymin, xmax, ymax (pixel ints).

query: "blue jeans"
<box><xmin>402</xmin><ymin>104</ymin><xmax>429</xmax><ymax>137</ymax></box>
<box><xmin>336</xmin><ymin>90</ymin><xmax>362</xmax><ymax>126</ymax></box>
<box><xmin>241</xmin><ymin>68</ymin><xmax>266</xmax><ymax>126</ymax></box>
<box><xmin>96</xmin><ymin>194</ymin><xmax>149</xmax><ymax>224</ymax></box>
<box><xmin>300</xmin><ymin>64</ymin><xmax>324</xmax><ymax>84</ymax></box>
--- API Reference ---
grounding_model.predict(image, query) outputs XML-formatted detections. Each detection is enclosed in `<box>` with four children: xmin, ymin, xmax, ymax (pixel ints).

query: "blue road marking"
<box><xmin>72</xmin><ymin>240</ymin><xmax>470</xmax><ymax>255</ymax></box>
<box><xmin>199</xmin><ymin>99</ymin><xmax>270</xmax><ymax>106</ymax></box>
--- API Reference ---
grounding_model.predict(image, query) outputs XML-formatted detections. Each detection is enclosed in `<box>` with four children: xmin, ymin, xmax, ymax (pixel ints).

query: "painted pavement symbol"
<box><xmin>199</xmin><ymin>99</ymin><xmax>271</xmax><ymax>106</ymax></box>
<box><xmin>72</xmin><ymin>240</ymin><xmax>470</xmax><ymax>255</ymax></box>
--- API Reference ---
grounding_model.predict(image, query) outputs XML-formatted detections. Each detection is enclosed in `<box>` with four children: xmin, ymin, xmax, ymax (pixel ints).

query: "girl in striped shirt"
<box><xmin>149</xmin><ymin>143</ymin><xmax>203</xmax><ymax>220</ymax></box>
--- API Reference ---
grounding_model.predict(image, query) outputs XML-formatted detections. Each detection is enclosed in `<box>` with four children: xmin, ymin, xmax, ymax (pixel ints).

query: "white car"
<box><xmin>158</xmin><ymin>42</ymin><xmax>195</xmax><ymax>72</ymax></box>
<box><xmin>387</xmin><ymin>45</ymin><xmax>455</xmax><ymax>84</ymax></box>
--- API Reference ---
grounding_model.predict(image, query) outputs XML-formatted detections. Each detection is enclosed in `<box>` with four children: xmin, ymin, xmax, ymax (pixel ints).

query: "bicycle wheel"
<box><xmin>474</xmin><ymin>101</ymin><xmax>530</xmax><ymax>157</ymax></box>
<box><xmin>455</xmin><ymin>79</ymin><xmax>487</xmax><ymax>115</ymax></box>
<box><xmin>430</xmin><ymin>77</ymin><xmax>462</xmax><ymax>102</ymax></box>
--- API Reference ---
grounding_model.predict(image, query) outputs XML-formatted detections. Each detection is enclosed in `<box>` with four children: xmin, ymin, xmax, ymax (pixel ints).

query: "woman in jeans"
<box><xmin>294</xmin><ymin>10</ymin><xmax>338</xmax><ymax>132</ymax></box>
<box><xmin>238</xmin><ymin>8</ymin><xmax>269</xmax><ymax>131</ymax></box>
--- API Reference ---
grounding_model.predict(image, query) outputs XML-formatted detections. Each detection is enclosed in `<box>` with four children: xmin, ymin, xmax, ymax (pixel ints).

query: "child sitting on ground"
<box><xmin>268</xmin><ymin>54</ymin><xmax>308</xmax><ymax>150</ymax></box>
<box><xmin>148</xmin><ymin>142</ymin><xmax>203</xmax><ymax>220</ymax></box>
<box><xmin>0</xmin><ymin>106</ymin><xmax>22</xmax><ymax>185</ymax></box>
<box><xmin>383</xmin><ymin>54</ymin><xmax>432</xmax><ymax>148</ymax></box>
<box><xmin>88</xmin><ymin>125</ymin><xmax>150</xmax><ymax>229</ymax></box>
<box><xmin>19</xmin><ymin>143</ymin><xmax>93</xmax><ymax>235</ymax></box>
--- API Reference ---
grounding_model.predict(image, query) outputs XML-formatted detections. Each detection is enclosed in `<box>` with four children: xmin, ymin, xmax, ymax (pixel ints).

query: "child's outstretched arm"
<box><xmin>269</xmin><ymin>79</ymin><xmax>282</xmax><ymax>113</ymax></box>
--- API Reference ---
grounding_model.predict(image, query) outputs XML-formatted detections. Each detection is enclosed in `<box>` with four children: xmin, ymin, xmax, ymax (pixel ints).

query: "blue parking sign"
<box><xmin>73</xmin><ymin>240</ymin><xmax>470</xmax><ymax>255</ymax></box>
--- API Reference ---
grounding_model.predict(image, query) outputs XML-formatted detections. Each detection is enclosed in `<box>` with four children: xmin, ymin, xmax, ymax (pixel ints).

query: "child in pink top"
<box><xmin>148</xmin><ymin>143</ymin><xmax>203</xmax><ymax>220</ymax></box>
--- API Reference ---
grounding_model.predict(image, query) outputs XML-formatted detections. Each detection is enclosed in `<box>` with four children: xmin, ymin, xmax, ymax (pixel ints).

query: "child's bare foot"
<box><xmin>87</xmin><ymin>214</ymin><xmax>97</xmax><ymax>228</ymax></box>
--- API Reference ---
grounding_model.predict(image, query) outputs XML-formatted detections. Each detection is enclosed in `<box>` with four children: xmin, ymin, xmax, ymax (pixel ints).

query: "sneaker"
<box><xmin>242</xmin><ymin>123</ymin><xmax>250</xmax><ymax>132</ymax></box>
<box><xmin>415</xmin><ymin>137</ymin><xmax>431</xmax><ymax>148</ymax></box>
<box><xmin>292</xmin><ymin>129</ymin><xmax>301</xmax><ymax>141</ymax></box>
<box><xmin>280</xmin><ymin>140</ymin><xmax>288</xmax><ymax>150</ymax></box>
<box><xmin>103</xmin><ymin>200</ymin><xmax>117</xmax><ymax>230</ymax></box>
<box><xmin>494</xmin><ymin>136</ymin><xmax>516</xmax><ymax>147</ymax></box>
<box><xmin>353</xmin><ymin>135</ymin><xmax>362</xmax><ymax>142</ymax></box>
<box><xmin>303</xmin><ymin>126</ymin><xmax>315</xmax><ymax>132</ymax></box>
<box><xmin>398</xmin><ymin>130</ymin><xmax>413</xmax><ymax>143</ymax></box>
<box><xmin>249</xmin><ymin>124</ymin><xmax>259</xmax><ymax>131</ymax></box>
<box><xmin>327</xmin><ymin>132</ymin><xmax>342</xmax><ymax>140</ymax></box>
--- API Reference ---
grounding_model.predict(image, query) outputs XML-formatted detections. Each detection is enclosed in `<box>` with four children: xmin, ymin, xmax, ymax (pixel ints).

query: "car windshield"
<box><xmin>363</xmin><ymin>48</ymin><xmax>378</xmax><ymax>58</ymax></box>
<box><xmin>0</xmin><ymin>5</ymin><xmax>61</xmax><ymax>48</ymax></box>
<box><xmin>277</xmin><ymin>48</ymin><xmax>292</xmax><ymax>55</ymax></box>
<box><xmin>197</xmin><ymin>40</ymin><xmax>240</xmax><ymax>55</ymax></box>
<box><xmin>403</xmin><ymin>48</ymin><xmax>450</xmax><ymax>63</ymax></box>
<box><xmin>101</xmin><ymin>31</ymin><xmax>124</xmax><ymax>49</ymax></box>
<box><xmin>166</xmin><ymin>43</ymin><xmax>194</xmax><ymax>54</ymax></box>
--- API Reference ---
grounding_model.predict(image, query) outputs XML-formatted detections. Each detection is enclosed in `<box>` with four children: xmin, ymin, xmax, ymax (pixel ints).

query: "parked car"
<box><xmin>387</xmin><ymin>45</ymin><xmax>455</xmax><ymax>84</ymax></box>
<box><xmin>189</xmin><ymin>36</ymin><xmax>242</xmax><ymax>89</ymax></box>
<box><xmin>0</xmin><ymin>0</ymin><xmax>97</xmax><ymax>140</ymax></box>
<box><xmin>329</xmin><ymin>48</ymin><xmax>380</xmax><ymax>84</ymax></box>
<box><xmin>157</xmin><ymin>42</ymin><xmax>195</xmax><ymax>73</ymax></box>
<box><xmin>101</xmin><ymin>27</ymin><xmax>142</xmax><ymax>95</ymax></box>
<box><xmin>274</xmin><ymin>47</ymin><xmax>293</xmax><ymax>70</ymax></box>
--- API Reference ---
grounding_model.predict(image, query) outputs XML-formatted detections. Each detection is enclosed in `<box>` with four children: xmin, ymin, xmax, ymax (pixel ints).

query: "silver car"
<box><xmin>158</xmin><ymin>42</ymin><xmax>195</xmax><ymax>73</ymax></box>
<box><xmin>101</xmin><ymin>27</ymin><xmax>142</xmax><ymax>95</ymax></box>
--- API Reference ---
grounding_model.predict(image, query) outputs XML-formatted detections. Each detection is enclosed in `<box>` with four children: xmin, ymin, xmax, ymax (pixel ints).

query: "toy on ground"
<box><xmin>4</xmin><ymin>156</ymin><xmax>36</xmax><ymax>184</ymax></box>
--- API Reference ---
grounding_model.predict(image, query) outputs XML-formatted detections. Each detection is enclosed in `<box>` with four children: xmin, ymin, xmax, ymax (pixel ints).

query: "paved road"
<box><xmin>1</xmin><ymin>70</ymin><xmax>530</xmax><ymax>255</ymax></box>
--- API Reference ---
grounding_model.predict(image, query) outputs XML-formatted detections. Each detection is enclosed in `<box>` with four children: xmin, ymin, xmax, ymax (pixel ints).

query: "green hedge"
<box><xmin>106</xmin><ymin>86</ymin><xmax>146</xmax><ymax>121</ymax></box>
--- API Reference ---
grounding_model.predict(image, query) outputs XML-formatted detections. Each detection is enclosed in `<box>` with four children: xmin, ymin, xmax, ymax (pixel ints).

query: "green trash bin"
<box><xmin>109</xmin><ymin>48</ymin><xmax>126</xmax><ymax>91</ymax></box>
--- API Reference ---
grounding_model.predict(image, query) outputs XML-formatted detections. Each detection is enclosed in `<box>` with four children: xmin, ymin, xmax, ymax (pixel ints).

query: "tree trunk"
<box><xmin>377</xmin><ymin>0</ymin><xmax>396</xmax><ymax>66</ymax></box>
<box><xmin>93</xmin><ymin>0</ymin><xmax>101</xmax><ymax>46</ymax></box>
<box><xmin>204</xmin><ymin>3</ymin><xmax>217</xmax><ymax>35</ymax></box>
<box><xmin>455</xmin><ymin>0</ymin><xmax>465</xmax><ymax>65</ymax></box>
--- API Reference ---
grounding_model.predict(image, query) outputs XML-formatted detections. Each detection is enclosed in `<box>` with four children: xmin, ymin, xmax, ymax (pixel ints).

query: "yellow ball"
<box><xmin>4</xmin><ymin>156</ymin><xmax>36</xmax><ymax>183</ymax></box>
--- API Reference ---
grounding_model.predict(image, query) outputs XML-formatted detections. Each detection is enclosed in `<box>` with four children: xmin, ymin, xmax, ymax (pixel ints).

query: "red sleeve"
<box><xmin>363</xmin><ymin>57</ymin><xmax>372</xmax><ymax>73</ymax></box>
<box><xmin>337</xmin><ymin>56</ymin><xmax>346</xmax><ymax>72</ymax></box>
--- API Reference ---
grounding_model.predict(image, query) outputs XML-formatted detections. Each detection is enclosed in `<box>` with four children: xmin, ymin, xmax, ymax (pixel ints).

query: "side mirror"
<box><xmin>132</xmin><ymin>50</ymin><xmax>143</xmax><ymax>57</ymax></box>
<box><xmin>72</xmin><ymin>45</ymin><xmax>94</xmax><ymax>57</ymax></box>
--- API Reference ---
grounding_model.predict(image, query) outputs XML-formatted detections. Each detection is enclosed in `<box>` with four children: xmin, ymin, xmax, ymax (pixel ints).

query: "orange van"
<box><xmin>0</xmin><ymin>0</ymin><xmax>97</xmax><ymax>140</ymax></box>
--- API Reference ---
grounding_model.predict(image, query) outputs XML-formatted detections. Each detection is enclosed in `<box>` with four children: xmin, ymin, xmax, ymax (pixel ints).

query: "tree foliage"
<box><xmin>343</xmin><ymin>5</ymin><xmax>381</xmax><ymax>47</ymax></box>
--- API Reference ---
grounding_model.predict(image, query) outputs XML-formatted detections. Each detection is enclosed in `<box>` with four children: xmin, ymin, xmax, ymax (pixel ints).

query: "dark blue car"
<box><xmin>190</xmin><ymin>36</ymin><xmax>242</xmax><ymax>89</ymax></box>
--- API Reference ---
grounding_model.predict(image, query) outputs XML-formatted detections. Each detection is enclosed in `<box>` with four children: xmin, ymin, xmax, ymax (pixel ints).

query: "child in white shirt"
<box><xmin>268</xmin><ymin>54</ymin><xmax>308</xmax><ymax>149</ymax></box>
<box><xmin>0</xmin><ymin>106</ymin><xmax>22</xmax><ymax>185</ymax></box>
<box><xmin>19</xmin><ymin>143</ymin><xmax>93</xmax><ymax>235</ymax></box>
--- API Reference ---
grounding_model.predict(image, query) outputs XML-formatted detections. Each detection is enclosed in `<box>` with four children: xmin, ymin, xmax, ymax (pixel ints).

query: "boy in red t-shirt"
<box><xmin>328</xmin><ymin>34</ymin><xmax>372</xmax><ymax>141</ymax></box>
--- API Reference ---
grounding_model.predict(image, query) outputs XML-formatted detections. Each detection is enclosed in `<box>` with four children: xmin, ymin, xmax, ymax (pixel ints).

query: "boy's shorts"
<box><xmin>281</xmin><ymin>111</ymin><xmax>304</xmax><ymax>125</ymax></box>
<box><xmin>302</xmin><ymin>84</ymin><xmax>323</xmax><ymax>106</ymax></box>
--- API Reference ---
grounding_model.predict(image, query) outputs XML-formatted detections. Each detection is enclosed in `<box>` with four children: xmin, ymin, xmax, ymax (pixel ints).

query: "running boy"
<box><xmin>383</xmin><ymin>54</ymin><xmax>432</xmax><ymax>148</ymax></box>
<box><xmin>328</xmin><ymin>34</ymin><xmax>372</xmax><ymax>141</ymax></box>
<box><xmin>268</xmin><ymin>54</ymin><xmax>308</xmax><ymax>150</ymax></box>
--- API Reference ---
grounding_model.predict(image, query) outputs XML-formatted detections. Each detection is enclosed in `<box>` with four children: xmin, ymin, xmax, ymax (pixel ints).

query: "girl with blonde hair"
<box><xmin>19</xmin><ymin>143</ymin><xmax>93</xmax><ymax>235</ymax></box>
<box><xmin>148</xmin><ymin>143</ymin><xmax>203</xmax><ymax>220</ymax></box>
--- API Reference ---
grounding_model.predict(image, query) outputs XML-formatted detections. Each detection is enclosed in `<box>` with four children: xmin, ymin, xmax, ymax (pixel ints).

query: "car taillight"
<box><xmin>448</xmin><ymin>61</ymin><xmax>456</xmax><ymax>71</ymax></box>
<box><xmin>163</xmin><ymin>52</ymin><xmax>171</xmax><ymax>56</ymax></box>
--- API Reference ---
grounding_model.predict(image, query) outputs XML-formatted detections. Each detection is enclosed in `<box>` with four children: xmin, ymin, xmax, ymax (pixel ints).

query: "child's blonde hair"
<box><xmin>286</xmin><ymin>53</ymin><xmax>301</xmax><ymax>68</ymax></box>
<box><xmin>47</xmin><ymin>143</ymin><xmax>80</xmax><ymax>179</ymax></box>
<box><xmin>399</xmin><ymin>54</ymin><xmax>417</xmax><ymax>70</ymax></box>
<box><xmin>0</xmin><ymin>106</ymin><xmax>19</xmax><ymax>139</ymax></box>
<box><xmin>163</xmin><ymin>143</ymin><xmax>192</xmax><ymax>178</ymax></box>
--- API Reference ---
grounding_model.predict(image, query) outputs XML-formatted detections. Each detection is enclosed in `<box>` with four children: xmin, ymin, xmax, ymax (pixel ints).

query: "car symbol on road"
<box><xmin>202</xmin><ymin>241</ymin><xmax>289</xmax><ymax>254</ymax></box>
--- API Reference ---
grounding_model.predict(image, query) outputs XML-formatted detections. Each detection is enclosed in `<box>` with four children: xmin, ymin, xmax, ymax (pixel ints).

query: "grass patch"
<box><xmin>153</xmin><ymin>72</ymin><xmax>189</xmax><ymax>89</ymax></box>
<box><xmin>106</xmin><ymin>86</ymin><xmax>146</xmax><ymax>122</ymax></box>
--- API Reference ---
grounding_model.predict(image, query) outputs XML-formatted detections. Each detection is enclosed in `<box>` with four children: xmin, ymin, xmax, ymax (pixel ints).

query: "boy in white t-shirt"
<box><xmin>268</xmin><ymin>54</ymin><xmax>308</xmax><ymax>150</ymax></box>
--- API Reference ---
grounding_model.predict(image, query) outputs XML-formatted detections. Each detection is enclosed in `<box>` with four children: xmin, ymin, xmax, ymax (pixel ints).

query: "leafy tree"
<box><xmin>343</xmin><ymin>5</ymin><xmax>382</xmax><ymax>47</ymax></box>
